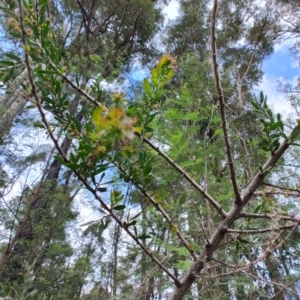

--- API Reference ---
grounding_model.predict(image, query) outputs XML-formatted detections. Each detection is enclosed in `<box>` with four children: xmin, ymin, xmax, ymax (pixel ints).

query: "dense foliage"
<box><xmin>0</xmin><ymin>0</ymin><xmax>300</xmax><ymax>299</ymax></box>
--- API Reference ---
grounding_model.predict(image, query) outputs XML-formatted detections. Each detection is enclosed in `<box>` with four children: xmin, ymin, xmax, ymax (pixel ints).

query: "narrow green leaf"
<box><xmin>54</xmin><ymin>155</ymin><xmax>64</xmax><ymax>164</ymax></box>
<box><xmin>128</xmin><ymin>220</ymin><xmax>137</xmax><ymax>227</ymax></box>
<box><xmin>251</xmin><ymin>100</ymin><xmax>260</xmax><ymax>110</ymax></box>
<box><xmin>134</xmin><ymin>225</ymin><xmax>138</xmax><ymax>236</ymax></box>
<box><xmin>131</xmin><ymin>211</ymin><xmax>143</xmax><ymax>221</ymax></box>
<box><xmin>260</xmin><ymin>91</ymin><xmax>264</xmax><ymax>104</ymax></box>
<box><xmin>143</xmin><ymin>78</ymin><xmax>152</xmax><ymax>98</ymax></box>
<box><xmin>0</xmin><ymin>60</ymin><xmax>15</xmax><ymax>66</ymax></box>
<box><xmin>151</xmin><ymin>68</ymin><xmax>158</xmax><ymax>86</ymax></box>
<box><xmin>3</xmin><ymin>67</ymin><xmax>15</xmax><ymax>82</ymax></box>
<box><xmin>37</xmin><ymin>69</ymin><xmax>57</xmax><ymax>75</ymax></box>
<box><xmin>113</xmin><ymin>204</ymin><xmax>126</xmax><ymax>211</ymax></box>
<box><xmin>5</xmin><ymin>52</ymin><xmax>21</xmax><ymax>62</ymax></box>
<box><xmin>97</xmin><ymin>187</ymin><xmax>107</xmax><ymax>192</ymax></box>
<box><xmin>137</xmin><ymin>234</ymin><xmax>152</xmax><ymax>240</ymax></box>
<box><xmin>98</xmin><ymin>220</ymin><xmax>109</xmax><ymax>238</ymax></box>
<box><xmin>65</xmin><ymin>163</ymin><xmax>80</xmax><ymax>170</ymax></box>
<box><xmin>33</xmin><ymin>122</ymin><xmax>45</xmax><ymax>128</ymax></box>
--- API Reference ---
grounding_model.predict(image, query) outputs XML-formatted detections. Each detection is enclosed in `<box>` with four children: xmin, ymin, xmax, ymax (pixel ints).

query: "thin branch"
<box><xmin>117</xmin><ymin>162</ymin><xmax>197</xmax><ymax>260</ymax></box>
<box><xmin>268</xmin><ymin>278</ymin><xmax>300</xmax><ymax>300</ymax></box>
<box><xmin>115</xmin><ymin>163</ymin><xmax>197</xmax><ymax>259</ymax></box>
<box><xmin>138</xmin><ymin>134</ymin><xmax>228</xmax><ymax>219</ymax></box>
<box><xmin>35</xmin><ymin>38</ymin><xmax>227</xmax><ymax>221</ymax></box>
<box><xmin>171</xmin><ymin>119</ymin><xmax>293</xmax><ymax>299</ymax></box>
<box><xmin>17</xmin><ymin>0</ymin><xmax>180</xmax><ymax>287</ymax></box>
<box><xmin>263</xmin><ymin>181</ymin><xmax>300</xmax><ymax>194</ymax></box>
<box><xmin>227</xmin><ymin>222</ymin><xmax>298</xmax><ymax>234</ymax></box>
<box><xmin>211</xmin><ymin>223</ymin><xmax>299</xmax><ymax>279</ymax></box>
<box><xmin>211</xmin><ymin>0</ymin><xmax>241</xmax><ymax>204</ymax></box>
<box><xmin>40</xmin><ymin>48</ymin><xmax>108</xmax><ymax>111</ymax></box>
<box><xmin>37</xmin><ymin>102</ymin><xmax>180</xmax><ymax>287</ymax></box>
<box><xmin>238</xmin><ymin>212</ymin><xmax>296</xmax><ymax>222</ymax></box>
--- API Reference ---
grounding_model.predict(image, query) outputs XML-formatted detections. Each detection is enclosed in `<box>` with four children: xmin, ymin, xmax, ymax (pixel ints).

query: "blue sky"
<box><xmin>263</xmin><ymin>43</ymin><xmax>299</xmax><ymax>79</ymax></box>
<box><xmin>164</xmin><ymin>0</ymin><xmax>299</xmax><ymax>116</ymax></box>
<box><xmin>258</xmin><ymin>41</ymin><xmax>299</xmax><ymax>115</ymax></box>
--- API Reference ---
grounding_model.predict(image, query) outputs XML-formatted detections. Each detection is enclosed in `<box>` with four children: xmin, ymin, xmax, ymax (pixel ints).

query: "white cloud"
<box><xmin>163</xmin><ymin>0</ymin><xmax>179</xmax><ymax>20</ymax></box>
<box><xmin>256</xmin><ymin>75</ymin><xmax>293</xmax><ymax>115</ymax></box>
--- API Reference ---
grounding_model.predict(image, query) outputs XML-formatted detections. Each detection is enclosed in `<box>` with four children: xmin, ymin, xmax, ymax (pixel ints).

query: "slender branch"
<box><xmin>17</xmin><ymin>0</ymin><xmax>180</xmax><ymax>287</ymax></box>
<box><xmin>32</xmin><ymin>20</ymin><xmax>227</xmax><ymax>220</ymax></box>
<box><xmin>208</xmin><ymin>257</ymin><xmax>299</xmax><ymax>298</ymax></box>
<box><xmin>211</xmin><ymin>0</ymin><xmax>241</xmax><ymax>204</ymax></box>
<box><xmin>238</xmin><ymin>212</ymin><xmax>296</xmax><ymax>222</ymax></box>
<box><xmin>227</xmin><ymin>222</ymin><xmax>298</xmax><ymax>234</ymax></box>
<box><xmin>268</xmin><ymin>278</ymin><xmax>300</xmax><ymax>300</ymax></box>
<box><xmin>117</xmin><ymin>163</ymin><xmax>197</xmax><ymax>260</ymax></box>
<box><xmin>263</xmin><ymin>181</ymin><xmax>300</xmax><ymax>194</ymax></box>
<box><xmin>138</xmin><ymin>134</ymin><xmax>227</xmax><ymax>219</ymax></box>
<box><xmin>211</xmin><ymin>223</ymin><xmax>299</xmax><ymax>279</ymax></box>
<box><xmin>37</xmin><ymin>105</ymin><xmax>180</xmax><ymax>287</ymax></box>
<box><xmin>171</xmin><ymin>125</ymin><xmax>293</xmax><ymax>299</ymax></box>
<box><xmin>38</xmin><ymin>45</ymin><xmax>108</xmax><ymax>111</ymax></box>
<box><xmin>254</xmin><ymin>190</ymin><xmax>300</xmax><ymax>197</ymax></box>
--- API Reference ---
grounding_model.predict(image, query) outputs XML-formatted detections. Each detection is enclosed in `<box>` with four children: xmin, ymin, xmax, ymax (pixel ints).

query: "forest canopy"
<box><xmin>1</xmin><ymin>0</ymin><xmax>300</xmax><ymax>299</ymax></box>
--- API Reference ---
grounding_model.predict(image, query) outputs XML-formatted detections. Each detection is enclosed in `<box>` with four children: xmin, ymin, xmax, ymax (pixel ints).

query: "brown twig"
<box><xmin>211</xmin><ymin>223</ymin><xmax>299</xmax><ymax>279</ymax></box>
<box><xmin>238</xmin><ymin>212</ymin><xmax>296</xmax><ymax>222</ymax></box>
<box><xmin>227</xmin><ymin>222</ymin><xmax>298</xmax><ymax>234</ymax></box>
<box><xmin>211</xmin><ymin>0</ymin><xmax>241</xmax><ymax>204</ymax></box>
<box><xmin>138</xmin><ymin>134</ymin><xmax>228</xmax><ymax>219</ymax></box>
<box><xmin>116</xmin><ymin>163</ymin><xmax>197</xmax><ymax>260</ymax></box>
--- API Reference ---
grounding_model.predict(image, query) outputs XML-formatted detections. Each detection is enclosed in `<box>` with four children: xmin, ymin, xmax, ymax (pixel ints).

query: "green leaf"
<box><xmin>254</xmin><ymin>204</ymin><xmax>262</xmax><ymax>213</ymax></box>
<box><xmin>91</xmin><ymin>163</ymin><xmax>110</xmax><ymax>176</ymax></box>
<box><xmin>134</xmin><ymin>225</ymin><xmax>138</xmax><ymax>236</ymax></box>
<box><xmin>113</xmin><ymin>204</ymin><xmax>126</xmax><ymax>211</ymax></box>
<box><xmin>33</xmin><ymin>122</ymin><xmax>45</xmax><ymax>128</ymax></box>
<box><xmin>143</xmin><ymin>78</ymin><xmax>152</xmax><ymax>98</ymax></box>
<box><xmin>238</xmin><ymin>238</ymin><xmax>250</xmax><ymax>244</ymax></box>
<box><xmin>127</xmin><ymin>105</ymin><xmax>137</xmax><ymax>115</ymax></box>
<box><xmin>260</xmin><ymin>91</ymin><xmax>265</xmax><ymax>104</ymax></box>
<box><xmin>154</xmin><ymin>89</ymin><xmax>167</xmax><ymax>101</ymax></box>
<box><xmin>3</xmin><ymin>67</ymin><xmax>15</xmax><ymax>82</ymax></box>
<box><xmin>143</xmin><ymin>165</ymin><xmax>152</xmax><ymax>176</ymax></box>
<box><xmin>128</xmin><ymin>220</ymin><xmax>137</xmax><ymax>227</ymax></box>
<box><xmin>131</xmin><ymin>211</ymin><xmax>143</xmax><ymax>221</ymax></box>
<box><xmin>266</xmin><ymin>108</ymin><xmax>273</xmax><ymax>119</ymax></box>
<box><xmin>65</xmin><ymin>163</ymin><xmax>80</xmax><ymax>170</ymax></box>
<box><xmin>41</xmin><ymin>21</ymin><xmax>50</xmax><ymax>47</ymax></box>
<box><xmin>25</xmin><ymin>289</ymin><xmax>38</xmax><ymax>298</ymax></box>
<box><xmin>9</xmin><ymin>31</ymin><xmax>21</xmax><ymax>39</ymax></box>
<box><xmin>37</xmin><ymin>69</ymin><xmax>57</xmax><ymax>75</ymax></box>
<box><xmin>98</xmin><ymin>219</ymin><xmax>109</xmax><ymax>238</ymax></box>
<box><xmin>151</xmin><ymin>68</ymin><xmax>158</xmax><ymax>86</ymax></box>
<box><xmin>291</xmin><ymin>125</ymin><xmax>300</xmax><ymax>140</ymax></box>
<box><xmin>144</xmin><ymin>126</ymin><xmax>153</xmax><ymax>133</ymax></box>
<box><xmin>147</xmin><ymin>112</ymin><xmax>159</xmax><ymax>124</ymax></box>
<box><xmin>5</xmin><ymin>52</ymin><xmax>22</xmax><ymax>62</ymax></box>
<box><xmin>110</xmin><ymin>189</ymin><xmax>124</xmax><ymax>206</ymax></box>
<box><xmin>0</xmin><ymin>60</ymin><xmax>15</xmax><ymax>66</ymax></box>
<box><xmin>54</xmin><ymin>155</ymin><xmax>64</xmax><ymax>164</ymax></box>
<box><xmin>137</xmin><ymin>234</ymin><xmax>152</xmax><ymax>240</ymax></box>
<box><xmin>251</xmin><ymin>100</ymin><xmax>260</xmax><ymax>110</ymax></box>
